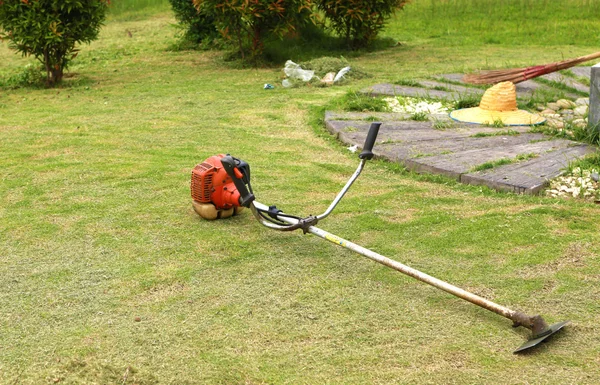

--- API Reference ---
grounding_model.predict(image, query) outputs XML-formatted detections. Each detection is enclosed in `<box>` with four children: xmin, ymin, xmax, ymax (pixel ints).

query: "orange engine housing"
<box><xmin>191</xmin><ymin>154</ymin><xmax>242</xmax><ymax>210</ymax></box>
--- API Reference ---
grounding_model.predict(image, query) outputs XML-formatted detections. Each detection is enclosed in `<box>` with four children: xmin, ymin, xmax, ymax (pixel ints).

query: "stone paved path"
<box><xmin>366</xmin><ymin>70</ymin><xmax>587</xmax><ymax>100</ymax></box>
<box><xmin>325</xmin><ymin>68</ymin><xmax>598</xmax><ymax>194</ymax></box>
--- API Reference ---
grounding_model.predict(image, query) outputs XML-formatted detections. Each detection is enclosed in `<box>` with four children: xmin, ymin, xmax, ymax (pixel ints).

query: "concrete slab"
<box><xmin>439</xmin><ymin>74</ymin><xmax>465</xmax><ymax>83</ymax></box>
<box><xmin>368</xmin><ymin>79</ymin><xmax>556</xmax><ymax>100</ymax></box>
<box><xmin>440</xmin><ymin>74</ymin><xmax>547</xmax><ymax>96</ymax></box>
<box><xmin>439</xmin><ymin>72</ymin><xmax>584</xmax><ymax>98</ymax></box>
<box><xmin>324</xmin><ymin>112</ymin><xmax>597</xmax><ymax>194</ymax></box>
<box><xmin>363</xmin><ymin>84</ymin><xmax>456</xmax><ymax>99</ymax></box>
<box><xmin>419</xmin><ymin>80</ymin><xmax>484</xmax><ymax>97</ymax></box>
<box><xmin>403</xmin><ymin>139</ymin><xmax>575</xmax><ymax>180</ymax></box>
<box><xmin>352</xmin><ymin>72</ymin><xmax>598</xmax><ymax>193</ymax></box>
<box><xmin>377</xmin><ymin>133</ymin><xmax>549</xmax><ymax>161</ymax></box>
<box><xmin>324</xmin><ymin>111</ymin><xmax>452</xmax><ymax>122</ymax></box>
<box><xmin>570</xmin><ymin>66</ymin><xmax>592</xmax><ymax>79</ymax></box>
<box><xmin>589</xmin><ymin>64</ymin><xmax>600</xmax><ymax>128</ymax></box>
<box><xmin>461</xmin><ymin>145</ymin><xmax>596</xmax><ymax>194</ymax></box>
<box><xmin>515</xmin><ymin>80</ymin><xmax>551</xmax><ymax>95</ymax></box>
<box><xmin>324</xmin><ymin>111</ymin><xmax>448</xmax><ymax>122</ymax></box>
<box><xmin>325</xmin><ymin>120</ymin><xmax>531</xmax><ymax>148</ymax></box>
<box><xmin>539</xmin><ymin>73</ymin><xmax>589</xmax><ymax>94</ymax></box>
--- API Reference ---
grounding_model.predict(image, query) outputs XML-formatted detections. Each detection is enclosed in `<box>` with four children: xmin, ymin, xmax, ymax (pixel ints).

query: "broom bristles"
<box><xmin>463</xmin><ymin>51</ymin><xmax>600</xmax><ymax>85</ymax></box>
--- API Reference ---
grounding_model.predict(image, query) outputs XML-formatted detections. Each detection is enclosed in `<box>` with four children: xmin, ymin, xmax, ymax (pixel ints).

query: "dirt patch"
<box><xmin>464</xmin><ymin>285</ymin><xmax>496</xmax><ymax>300</ymax></box>
<box><xmin>50</xmin><ymin>359</ymin><xmax>158</xmax><ymax>385</ymax></box>
<box><xmin>515</xmin><ymin>241</ymin><xmax>592</xmax><ymax>279</ymax></box>
<box><xmin>30</xmin><ymin>148</ymin><xmax>78</xmax><ymax>161</ymax></box>
<box><xmin>0</xmin><ymin>125</ymin><xmax>27</xmax><ymax>132</ymax></box>
<box><xmin>133</xmin><ymin>282</ymin><xmax>189</xmax><ymax>305</ymax></box>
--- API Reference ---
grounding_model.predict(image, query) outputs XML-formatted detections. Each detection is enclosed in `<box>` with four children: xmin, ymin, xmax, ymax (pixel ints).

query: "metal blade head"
<box><xmin>514</xmin><ymin>321</ymin><xmax>569</xmax><ymax>354</ymax></box>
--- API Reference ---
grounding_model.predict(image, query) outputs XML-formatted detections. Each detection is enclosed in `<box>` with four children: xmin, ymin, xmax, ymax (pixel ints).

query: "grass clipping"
<box><xmin>282</xmin><ymin>57</ymin><xmax>370</xmax><ymax>88</ymax></box>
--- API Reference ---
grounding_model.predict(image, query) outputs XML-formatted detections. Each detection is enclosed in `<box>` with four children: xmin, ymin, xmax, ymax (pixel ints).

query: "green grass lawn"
<box><xmin>1</xmin><ymin>2</ymin><xmax>600</xmax><ymax>383</ymax></box>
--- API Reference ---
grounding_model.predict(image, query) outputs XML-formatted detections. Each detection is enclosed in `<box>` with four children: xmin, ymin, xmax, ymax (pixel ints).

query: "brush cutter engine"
<box><xmin>190</xmin><ymin>154</ymin><xmax>254</xmax><ymax>220</ymax></box>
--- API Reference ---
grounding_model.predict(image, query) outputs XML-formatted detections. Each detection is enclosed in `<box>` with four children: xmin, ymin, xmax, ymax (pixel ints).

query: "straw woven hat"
<box><xmin>450</xmin><ymin>82</ymin><xmax>545</xmax><ymax>126</ymax></box>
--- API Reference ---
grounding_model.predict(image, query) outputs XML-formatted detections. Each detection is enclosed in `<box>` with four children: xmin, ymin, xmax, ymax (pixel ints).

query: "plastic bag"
<box><xmin>283</xmin><ymin>60</ymin><xmax>315</xmax><ymax>82</ymax></box>
<box><xmin>333</xmin><ymin>66</ymin><xmax>351</xmax><ymax>83</ymax></box>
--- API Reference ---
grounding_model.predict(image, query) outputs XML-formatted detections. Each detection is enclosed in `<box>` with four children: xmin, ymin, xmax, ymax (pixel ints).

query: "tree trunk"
<box><xmin>47</xmin><ymin>66</ymin><xmax>64</xmax><ymax>86</ymax></box>
<box><xmin>251</xmin><ymin>25</ymin><xmax>262</xmax><ymax>58</ymax></box>
<box><xmin>235</xmin><ymin>25</ymin><xmax>245</xmax><ymax>60</ymax></box>
<box><xmin>345</xmin><ymin>23</ymin><xmax>351</xmax><ymax>48</ymax></box>
<box><xmin>43</xmin><ymin>49</ymin><xmax>63</xmax><ymax>87</ymax></box>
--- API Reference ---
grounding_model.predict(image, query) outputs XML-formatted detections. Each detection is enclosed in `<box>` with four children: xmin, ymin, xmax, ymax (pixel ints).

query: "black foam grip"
<box><xmin>359</xmin><ymin>122</ymin><xmax>382</xmax><ymax>160</ymax></box>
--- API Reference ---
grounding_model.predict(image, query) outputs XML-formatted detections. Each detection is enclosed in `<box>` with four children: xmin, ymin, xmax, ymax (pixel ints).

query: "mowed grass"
<box><xmin>388</xmin><ymin>0</ymin><xmax>600</xmax><ymax>47</ymax></box>
<box><xmin>1</xmin><ymin>2</ymin><xmax>600</xmax><ymax>384</ymax></box>
<box><xmin>107</xmin><ymin>0</ymin><xmax>170</xmax><ymax>19</ymax></box>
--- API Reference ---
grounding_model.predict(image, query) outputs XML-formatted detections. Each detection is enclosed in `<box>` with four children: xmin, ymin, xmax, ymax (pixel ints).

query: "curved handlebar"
<box><xmin>249</xmin><ymin>122</ymin><xmax>382</xmax><ymax>231</ymax></box>
<box><xmin>358</xmin><ymin>122</ymin><xmax>382</xmax><ymax>160</ymax></box>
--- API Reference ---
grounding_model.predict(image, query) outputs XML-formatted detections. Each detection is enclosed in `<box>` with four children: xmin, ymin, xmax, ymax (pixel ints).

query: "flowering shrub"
<box><xmin>193</xmin><ymin>0</ymin><xmax>314</xmax><ymax>59</ymax></box>
<box><xmin>0</xmin><ymin>0</ymin><xmax>109</xmax><ymax>86</ymax></box>
<box><xmin>169</xmin><ymin>0</ymin><xmax>219</xmax><ymax>46</ymax></box>
<box><xmin>316</xmin><ymin>0</ymin><xmax>409</xmax><ymax>47</ymax></box>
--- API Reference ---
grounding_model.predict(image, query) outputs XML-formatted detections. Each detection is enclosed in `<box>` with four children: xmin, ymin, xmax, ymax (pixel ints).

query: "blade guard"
<box><xmin>514</xmin><ymin>320</ymin><xmax>569</xmax><ymax>353</ymax></box>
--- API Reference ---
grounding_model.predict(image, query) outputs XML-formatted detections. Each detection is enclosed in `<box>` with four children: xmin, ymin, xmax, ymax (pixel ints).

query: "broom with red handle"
<box><xmin>463</xmin><ymin>51</ymin><xmax>600</xmax><ymax>85</ymax></box>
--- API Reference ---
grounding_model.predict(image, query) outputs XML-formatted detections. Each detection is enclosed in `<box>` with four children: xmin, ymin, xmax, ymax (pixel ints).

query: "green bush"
<box><xmin>0</xmin><ymin>0</ymin><xmax>109</xmax><ymax>87</ymax></box>
<box><xmin>316</xmin><ymin>0</ymin><xmax>408</xmax><ymax>47</ymax></box>
<box><xmin>168</xmin><ymin>0</ymin><xmax>219</xmax><ymax>48</ymax></box>
<box><xmin>0</xmin><ymin>64</ymin><xmax>45</xmax><ymax>89</ymax></box>
<box><xmin>193</xmin><ymin>0</ymin><xmax>314</xmax><ymax>60</ymax></box>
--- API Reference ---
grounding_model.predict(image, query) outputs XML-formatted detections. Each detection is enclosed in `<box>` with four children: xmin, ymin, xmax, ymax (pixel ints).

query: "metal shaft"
<box><xmin>253</xmin><ymin>199</ymin><xmax>533</xmax><ymax>329</ymax></box>
<box><xmin>309</xmin><ymin>226</ymin><xmax>524</xmax><ymax>322</ymax></box>
<box><xmin>316</xmin><ymin>160</ymin><xmax>366</xmax><ymax>221</ymax></box>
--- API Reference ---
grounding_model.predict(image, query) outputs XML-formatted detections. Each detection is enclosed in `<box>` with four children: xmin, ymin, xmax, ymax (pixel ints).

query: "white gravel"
<box><xmin>546</xmin><ymin>167</ymin><xmax>599</xmax><ymax>200</ymax></box>
<box><xmin>384</xmin><ymin>97</ymin><xmax>450</xmax><ymax>114</ymax></box>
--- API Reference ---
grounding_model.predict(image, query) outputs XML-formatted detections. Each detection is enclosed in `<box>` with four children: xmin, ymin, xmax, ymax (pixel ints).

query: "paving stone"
<box><xmin>514</xmin><ymin>80</ymin><xmax>550</xmax><ymax>95</ymax></box>
<box><xmin>590</xmin><ymin>64</ymin><xmax>600</xmax><ymax>128</ymax></box>
<box><xmin>327</xmin><ymin>120</ymin><xmax>464</xmax><ymax>146</ymax></box>
<box><xmin>539</xmin><ymin>73</ymin><xmax>590</xmax><ymax>94</ymax></box>
<box><xmin>418</xmin><ymin>80</ymin><xmax>484</xmax><ymax>96</ymax></box>
<box><xmin>370</xmin><ymin>79</ymin><xmax>553</xmax><ymax>100</ymax></box>
<box><xmin>337</xmin><ymin>68</ymin><xmax>597</xmax><ymax>193</ymax></box>
<box><xmin>363</xmin><ymin>84</ymin><xmax>456</xmax><ymax>99</ymax></box>
<box><xmin>570</xmin><ymin>66</ymin><xmax>592</xmax><ymax>79</ymax></box>
<box><xmin>439</xmin><ymin>74</ymin><xmax>465</xmax><ymax>83</ymax></box>
<box><xmin>377</xmin><ymin>133</ymin><xmax>548</xmax><ymax>160</ymax></box>
<box><xmin>365</xmin><ymin>82</ymin><xmax>544</xmax><ymax>100</ymax></box>
<box><xmin>461</xmin><ymin>145</ymin><xmax>596</xmax><ymax>194</ymax></box>
<box><xmin>324</xmin><ymin>111</ymin><xmax>598</xmax><ymax>194</ymax></box>
<box><xmin>324</xmin><ymin>111</ymin><xmax>451</xmax><ymax>122</ymax></box>
<box><xmin>442</xmin><ymin>73</ymin><xmax>546</xmax><ymax>94</ymax></box>
<box><xmin>325</xmin><ymin>119</ymin><xmax>531</xmax><ymax>149</ymax></box>
<box><xmin>403</xmin><ymin>140</ymin><xmax>575</xmax><ymax>180</ymax></box>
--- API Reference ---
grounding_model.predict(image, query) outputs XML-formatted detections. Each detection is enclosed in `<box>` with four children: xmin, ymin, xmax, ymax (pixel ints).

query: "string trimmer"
<box><xmin>190</xmin><ymin>123</ymin><xmax>568</xmax><ymax>353</ymax></box>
